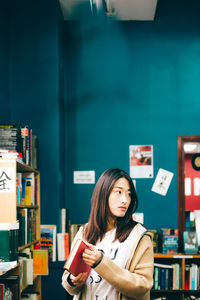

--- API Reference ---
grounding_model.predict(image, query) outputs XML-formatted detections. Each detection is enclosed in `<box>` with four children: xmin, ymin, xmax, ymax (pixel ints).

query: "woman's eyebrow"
<box><xmin>113</xmin><ymin>186</ymin><xmax>131</xmax><ymax>191</ymax></box>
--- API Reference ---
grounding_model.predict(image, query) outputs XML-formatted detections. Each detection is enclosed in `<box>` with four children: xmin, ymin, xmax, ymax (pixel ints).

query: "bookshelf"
<box><xmin>0</xmin><ymin>158</ymin><xmax>41</xmax><ymax>300</ymax></box>
<box><xmin>151</xmin><ymin>253</ymin><xmax>200</xmax><ymax>300</ymax></box>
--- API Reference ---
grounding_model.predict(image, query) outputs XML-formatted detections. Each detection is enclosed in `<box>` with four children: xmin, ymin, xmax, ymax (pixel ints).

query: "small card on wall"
<box><xmin>151</xmin><ymin>168</ymin><xmax>174</xmax><ymax>196</ymax></box>
<box><xmin>73</xmin><ymin>171</ymin><xmax>95</xmax><ymax>184</ymax></box>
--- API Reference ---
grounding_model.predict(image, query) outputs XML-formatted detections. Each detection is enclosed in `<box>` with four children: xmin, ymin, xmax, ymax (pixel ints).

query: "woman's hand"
<box><xmin>70</xmin><ymin>273</ymin><xmax>88</xmax><ymax>286</ymax></box>
<box><xmin>82</xmin><ymin>244</ymin><xmax>102</xmax><ymax>267</ymax></box>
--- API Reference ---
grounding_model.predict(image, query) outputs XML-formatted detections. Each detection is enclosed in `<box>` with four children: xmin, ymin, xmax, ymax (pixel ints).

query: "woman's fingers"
<box><xmin>82</xmin><ymin>249</ymin><xmax>101</xmax><ymax>267</ymax></box>
<box><xmin>70</xmin><ymin>272</ymin><xmax>88</xmax><ymax>286</ymax></box>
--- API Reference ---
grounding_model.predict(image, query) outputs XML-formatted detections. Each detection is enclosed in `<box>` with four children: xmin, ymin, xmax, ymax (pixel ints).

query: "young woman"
<box><xmin>62</xmin><ymin>168</ymin><xmax>154</xmax><ymax>300</ymax></box>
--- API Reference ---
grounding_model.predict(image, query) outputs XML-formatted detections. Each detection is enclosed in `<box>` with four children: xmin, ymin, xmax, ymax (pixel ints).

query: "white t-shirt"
<box><xmin>74</xmin><ymin>224</ymin><xmax>146</xmax><ymax>300</ymax></box>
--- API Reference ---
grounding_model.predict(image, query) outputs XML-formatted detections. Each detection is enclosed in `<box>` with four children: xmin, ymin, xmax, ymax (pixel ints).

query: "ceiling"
<box><xmin>59</xmin><ymin>0</ymin><xmax>158</xmax><ymax>21</ymax></box>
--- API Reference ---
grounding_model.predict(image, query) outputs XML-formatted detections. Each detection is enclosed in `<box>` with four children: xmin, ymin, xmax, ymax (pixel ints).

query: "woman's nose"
<box><xmin>121</xmin><ymin>193</ymin><xmax>128</xmax><ymax>203</ymax></box>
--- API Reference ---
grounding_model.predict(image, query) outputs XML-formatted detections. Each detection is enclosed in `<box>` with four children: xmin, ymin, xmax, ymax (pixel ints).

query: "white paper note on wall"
<box><xmin>151</xmin><ymin>168</ymin><xmax>174</xmax><ymax>196</ymax></box>
<box><xmin>73</xmin><ymin>171</ymin><xmax>95</xmax><ymax>184</ymax></box>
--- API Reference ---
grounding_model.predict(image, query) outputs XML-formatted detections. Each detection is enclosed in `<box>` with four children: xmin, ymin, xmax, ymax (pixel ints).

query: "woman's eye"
<box><xmin>116</xmin><ymin>190</ymin><xmax>121</xmax><ymax>194</ymax></box>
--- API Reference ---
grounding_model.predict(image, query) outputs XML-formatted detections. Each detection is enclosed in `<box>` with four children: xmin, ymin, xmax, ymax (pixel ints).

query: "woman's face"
<box><xmin>108</xmin><ymin>177</ymin><xmax>132</xmax><ymax>219</ymax></box>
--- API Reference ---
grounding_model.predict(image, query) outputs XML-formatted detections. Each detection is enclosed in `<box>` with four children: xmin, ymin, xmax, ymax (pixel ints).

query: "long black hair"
<box><xmin>83</xmin><ymin>168</ymin><xmax>138</xmax><ymax>244</ymax></box>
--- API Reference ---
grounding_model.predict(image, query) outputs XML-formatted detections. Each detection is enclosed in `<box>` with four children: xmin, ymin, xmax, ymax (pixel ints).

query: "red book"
<box><xmin>64</xmin><ymin>239</ymin><xmax>92</xmax><ymax>280</ymax></box>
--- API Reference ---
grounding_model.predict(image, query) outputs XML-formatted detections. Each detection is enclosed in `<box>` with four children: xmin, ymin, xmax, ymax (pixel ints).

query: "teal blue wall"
<box><xmin>1</xmin><ymin>1</ymin><xmax>200</xmax><ymax>300</ymax></box>
<box><xmin>0</xmin><ymin>0</ymin><xmax>11</xmax><ymax>121</ymax></box>
<box><xmin>63</xmin><ymin>0</ymin><xmax>200</xmax><ymax>230</ymax></box>
<box><xmin>1</xmin><ymin>0</ymin><xmax>200</xmax><ymax>234</ymax></box>
<box><xmin>0</xmin><ymin>0</ymin><xmax>63</xmax><ymax>228</ymax></box>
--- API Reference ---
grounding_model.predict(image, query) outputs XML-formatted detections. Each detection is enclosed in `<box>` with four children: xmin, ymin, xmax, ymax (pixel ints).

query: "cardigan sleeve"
<box><xmin>94</xmin><ymin>234</ymin><xmax>154</xmax><ymax>299</ymax></box>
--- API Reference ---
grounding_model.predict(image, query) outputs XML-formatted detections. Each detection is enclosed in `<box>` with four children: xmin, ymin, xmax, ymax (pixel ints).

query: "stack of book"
<box><xmin>0</xmin><ymin>124</ymin><xmax>39</xmax><ymax>168</ymax></box>
<box><xmin>0</xmin><ymin>125</ymin><xmax>23</xmax><ymax>159</ymax></box>
<box><xmin>0</xmin><ymin>222</ymin><xmax>19</xmax><ymax>262</ymax></box>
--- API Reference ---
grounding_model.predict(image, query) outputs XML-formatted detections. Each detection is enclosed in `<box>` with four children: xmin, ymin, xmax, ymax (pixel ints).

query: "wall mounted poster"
<box><xmin>151</xmin><ymin>168</ymin><xmax>174</xmax><ymax>196</ymax></box>
<box><xmin>129</xmin><ymin>145</ymin><xmax>153</xmax><ymax>178</ymax></box>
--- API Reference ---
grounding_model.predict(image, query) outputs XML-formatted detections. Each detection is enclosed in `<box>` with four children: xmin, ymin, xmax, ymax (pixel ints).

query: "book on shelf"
<box><xmin>0</xmin><ymin>124</ymin><xmax>38</xmax><ymax>168</ymax></box>
<box><xmin>0</xmin><ymin>261</ymin><xmax>18</xmax><ymax>276</ymax></box>
<box><xmin>40</xmin><ymin>225</ymin><xmax>57</xmax><ymax>262</ymax></box>
<box><xmin>32</xmin><ymin>249</ymin><xmax>49</xmax><ymax>276</ymax></box>
<box><xmin>31</xmin><ymin>135</ymin><xmax>39</xmax><ymax>170</ymax></box>
<box><xmin>57</xmin><ymin>233</ymin><xmax>70</xmax><ymax>261</ymax></box>
<box><xmin>21</xmin><ymin>293</ymin><xmax>40</xmax><ymax>300</ymax></box>
<box><xmin>0</xmin><ymin>283</ymin><xmax>13</xmax><ymax>300</ymax></box>
<box><xmin>19</xmin><ymin>248</ymin><xmax>34</xmax><ymax>287</ymax></box>
<box><xmin>17</xmin><ymin>208</ymin><xmax>36</xmax><ymax>246</ymax></box>
<box><xmin>23</xmin><ymin>172</ymin><xmax>35</xmax><ymax>205</ymax></box>
<box><xmin>0</xmin><ymin>283</ymin><xmax>4</xmax><ymax>299</ymax></box>
<box><xmin>172</xmin><ymin>263</ymin><xmax>181</xmax><ymax>290</ymax></box>
<box><xmin>60</xmin><ymin>208</ymin><xmax>70</xmax><ymax>233</ymax></box>
<box><xmin>18</xmin><ymin>172</ymin><xmax>35</xmax><ymax>206</ymax></box>
<box><xmin>0</xmin><ymin>149</ymin><xmax>20</xmax><ymax>160</ymax></box>
<box><xmin>21</xmin><ymin>125</ymin><xmax>30</xmax><ymax>166</ymax></box>
<box><xmin>0</xmin><ymin>222</ymin><xmax>19</xmax><ymax>262</ymax></box>
<box><xmin>153</xmin><ymin>263</ymin><xmax>173</xmax><ymax>290</ymax></box>
<box><xmin>183</xmin><ymin>231</ymin><xmax>198</xmax><ymax>254</ymax></box>
<box><xmin>18</xmin><ymin>255</ymin><xmax>33</xmax><ymax>289</ymax></box>
<box><xmin>159</xmin><ymin>228</ymin><xmax>178</xmax><ymax>254</ymax></box>
<box><xmin>189</xmin><ymin>264</ymin><xmax>197</xmax><ymax>290</ymax></box>
<box><xmin>69</xmin><ymin>223</ymin><xmax>83</xmax><ymax>247</ymax></box>
<box><xmin>149</xmin><ymin>229</ymin><xmax>158</xmax><ymax>253</ymax></box>
<box><xmin>17</xmin><ymin>208</ymin><xmax>28</xmax><ymax>246</ymax></box>
<box><xmin>64</xmin><ymin>238</ymin><xmax>92</xmax><ymax>280</ymax></box>
<box><xmin>0</xmin><ymin>124</ymin><xmax>23</xmax><ymax>159</ymax></box>
<box><xmin>16</xmin><ymin>172</ymin><xmax>22</xmax><ymax>205</ymax></box>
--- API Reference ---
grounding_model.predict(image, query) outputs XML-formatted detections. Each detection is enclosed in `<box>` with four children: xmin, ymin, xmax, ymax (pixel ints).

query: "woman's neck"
<box><xmin>106</xmin><ymin>216</ymin><xmax>116</xmax><ymax>232</ymax></box>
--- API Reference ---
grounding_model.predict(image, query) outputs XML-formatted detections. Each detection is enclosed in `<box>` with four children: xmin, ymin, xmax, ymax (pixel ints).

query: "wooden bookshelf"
<box><xmin>152</xmin><ymin>253</ymin><xmax>200</xmax><ymax>300</ymax></box>
<box><xmin>0</xmin><ymin>158</ymin><xmax>41</xmax><ymax>300</ymax></box>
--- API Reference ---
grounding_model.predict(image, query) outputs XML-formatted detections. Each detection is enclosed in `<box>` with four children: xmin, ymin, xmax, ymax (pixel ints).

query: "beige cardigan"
<box><xmin>62</xmin><ymin>223</ymin><xmax>154</xmax><ymax>300</ymax></box>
